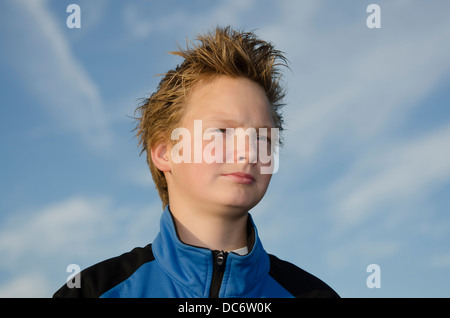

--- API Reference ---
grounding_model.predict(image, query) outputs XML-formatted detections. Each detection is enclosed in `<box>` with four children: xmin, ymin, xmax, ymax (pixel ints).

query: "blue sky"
<box><xmin>1</xmin><ymin>0</ymin><xmax>450</xmax><ymax>297</ymax></box>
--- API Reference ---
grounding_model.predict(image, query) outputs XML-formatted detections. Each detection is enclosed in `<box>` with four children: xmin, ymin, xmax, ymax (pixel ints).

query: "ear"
<box><xmin>150</xmin><ymin>142</ymin><xmax>171</xmax><ymax>172</ymax></box>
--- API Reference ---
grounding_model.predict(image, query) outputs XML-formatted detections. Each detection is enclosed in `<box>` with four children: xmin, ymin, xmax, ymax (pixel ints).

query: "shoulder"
<box><xmin>268</xmin><ymin>254</ymin><xmax>340</xmax><ymax>298</ymax></box>
<box><xmin>53</xmin><ymin>244</ymin><xmax>155</xmax><ymax>298</ymax></box>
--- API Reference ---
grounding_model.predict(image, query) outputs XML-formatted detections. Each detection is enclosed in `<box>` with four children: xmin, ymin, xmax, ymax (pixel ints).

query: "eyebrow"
<box><xmin>203</xmin><ymin>116</ymin><xmax>275</xmax><ymax>129</ymax></box>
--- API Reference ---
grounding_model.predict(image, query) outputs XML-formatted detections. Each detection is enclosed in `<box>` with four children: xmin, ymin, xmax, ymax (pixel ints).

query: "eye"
<box><xmin>205</xmin><ymin>128</ymin><xmax>226</xmax><ymax>135</ymax></box>
<box><xmin>257</xmin><ymin>135</ymin><xmax>271</xmax><ymax>143</ymax></box>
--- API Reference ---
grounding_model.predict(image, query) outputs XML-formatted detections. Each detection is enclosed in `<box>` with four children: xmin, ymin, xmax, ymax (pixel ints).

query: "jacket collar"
<box><xmin>151</xmin><ymin>205</ymin><xmax>270</xmax><ymax>297</ymax></box>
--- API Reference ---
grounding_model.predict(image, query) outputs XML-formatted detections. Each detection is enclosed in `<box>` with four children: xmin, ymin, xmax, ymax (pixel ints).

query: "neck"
<box><xmin>168</xmin><ymin>201</ymin><xmax>248</xmax><ymax>252</ymax></box>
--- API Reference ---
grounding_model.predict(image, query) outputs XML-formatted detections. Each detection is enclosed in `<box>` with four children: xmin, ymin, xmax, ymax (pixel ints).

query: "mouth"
<box><xmin>221</xmin><ymin>172</ymin><xmax>256</xmax><ymax>184</ymax></box>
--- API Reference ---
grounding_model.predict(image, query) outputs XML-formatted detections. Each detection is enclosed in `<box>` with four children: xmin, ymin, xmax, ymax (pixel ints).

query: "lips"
<box><xmin>222</xmin><ymin>172</ymin><xmax>256</xmax><ymax>184</ymax></box>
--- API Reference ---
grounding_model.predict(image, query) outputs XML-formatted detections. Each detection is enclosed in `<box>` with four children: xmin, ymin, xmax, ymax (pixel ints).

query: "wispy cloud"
<box><xmin>0</xmin><ymin>195</ymin><xmax>161</xmax><ymax>296</ymax></box>
<box><xmin>6</xmin><ymin>0</ymin><xmax>113</xmax><ymax>151</ymax></box>
<box><xmin>325</xmin><ymin>236</ymin><xmax>401</xmax><ymax>271</ymax></box>
<box><xmin>0</xmin><ymin>273</ymin><xmax>50</xmax><ymax>298</ymax></box>
<box><xmin>430</xmin><ymin>252</ymin><xmax>450</xmax><ymax>269</ymax></box>
<box><xmin>328</xmin><ymin>124</ymin><xmax>450</xmax><ymax>231</ymax></box>
<box><xmin>0</xmin><ymin>196</ymin><xmax>111</xmax><ymax>264</ymax></box>
<box><xmin>278</xmin><ymin>1</ymin><xmax>450</xmax><ymax>160</ymax></box>
<box><xmin>122</xmin><ymin>0</ymin><xmax>257</xmax><ymax>39</ymax></box>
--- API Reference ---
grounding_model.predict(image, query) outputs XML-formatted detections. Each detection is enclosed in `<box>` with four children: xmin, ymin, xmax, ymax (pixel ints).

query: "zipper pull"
<box><xmin>210</xmin><ymin>250</ymin><xmax>228</xmax><ymax>298</ymax></box>
<box><xmin>216</xmin><ymin>251</ymin><xmax>225</xmax><ymax>266</ymax></box>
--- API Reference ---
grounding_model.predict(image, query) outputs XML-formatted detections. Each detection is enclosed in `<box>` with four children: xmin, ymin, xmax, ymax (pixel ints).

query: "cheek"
<box><xmin>172</xmin><ymin>161</ymin><xmax>220</xmax><ymax>187</ymax></box>
<box><xmin>258</xmin><ymin>173</ymin><xmax>272</xmax><ymax>189</ymax></box>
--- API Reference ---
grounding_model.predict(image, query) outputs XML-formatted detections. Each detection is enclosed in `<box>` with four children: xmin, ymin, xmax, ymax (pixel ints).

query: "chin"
<box><xmin>207</xmin><ymin>185</ymin><xmax>266</xmax><ymax>212</ymax></box>
<box><xmin>221</xmin><ymin>195</ymin><xmax>261</xmax><ymax>212</ymax></box>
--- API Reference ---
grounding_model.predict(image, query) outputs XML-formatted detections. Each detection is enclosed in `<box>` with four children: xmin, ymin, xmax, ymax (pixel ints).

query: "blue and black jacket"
<box><xmin>53</xmin><ymin>206</ymin><xmax>339</xmax><ymax>298</ymax></box>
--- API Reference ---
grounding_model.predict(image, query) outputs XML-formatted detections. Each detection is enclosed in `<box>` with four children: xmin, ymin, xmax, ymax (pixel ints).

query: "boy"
<box><xmin>54</xmin><ymin>26</ymin><xmax>339</xmax><ymax>298</ymax></box>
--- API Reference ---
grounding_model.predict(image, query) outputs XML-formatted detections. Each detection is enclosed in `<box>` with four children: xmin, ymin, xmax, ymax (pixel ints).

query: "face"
<box><xmin>165</xmin><ymin>76</ymin><xmax>276</xmax><ymax>215</ymax></box>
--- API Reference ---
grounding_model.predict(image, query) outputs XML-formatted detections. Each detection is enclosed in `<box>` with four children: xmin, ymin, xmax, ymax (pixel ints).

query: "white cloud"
<box><xmin>0</xmin><ymin>273</ymin><xmax>51</xmax><ymax>298</ymax></box>
<box><xmin>325</xmin><ymin>237</ymin><xmax>400</xmax><ymax>271</ymax></box>
<box><xmin>8</xmin><ymin>0</ymin><xmax>113</xmax><ymax>151</ymax></box>
<box><xmin>430</xmin><ymin>253</ymin><xmax>450</xmax><ymax>269</ymax></box>
<box><xmin>0</xmin><ymin>195</ymin><xmax>161</xmax><ymax>263</ymax></box>
<box><xmin>328</xmin><ymin>124</ymin><xmax>450</xmax><ymax>231</ymax></box>
<box><xmin>122</xmin><ymin>0</ymin><xmax>257</xmax><ymax>40</ymax></box>
<box><xmin>269</xmin><ymin>1</ymin><xmax>450</xmax><ymax>160</ymax></box>
<box><xmin>0</xmin><ymin>195</ymin><xmax>161</xmax><ymax>297</ymax></box>
<box><xmin>0</xmin><ymin>196</ymin><xmax>112</xmax><ymax>265</ymax></box>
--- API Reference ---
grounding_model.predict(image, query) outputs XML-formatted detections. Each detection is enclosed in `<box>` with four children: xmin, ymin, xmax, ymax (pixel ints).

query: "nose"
<box><xmin>237</xmin><ymin>147</ymin><xmax>256</xmax><ymax>163</ymax></box>
<box><xmin>234</xmin><ymin>129</ymin><xmax>257</xmax><ymax>164</ymax></box>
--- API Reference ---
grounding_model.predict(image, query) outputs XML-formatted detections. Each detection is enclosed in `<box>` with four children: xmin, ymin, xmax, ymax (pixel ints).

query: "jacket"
<box><xmin>53</xmin><ymin>206</ymin><xmax>339</xmax><ymax>298</ymax></box>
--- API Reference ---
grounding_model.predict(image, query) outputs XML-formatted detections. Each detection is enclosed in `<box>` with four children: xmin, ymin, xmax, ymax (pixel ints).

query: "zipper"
<box><xmin>209</xmin><ymin>250</ymin><xmax>228</xmax><ymax>298</ymax></box>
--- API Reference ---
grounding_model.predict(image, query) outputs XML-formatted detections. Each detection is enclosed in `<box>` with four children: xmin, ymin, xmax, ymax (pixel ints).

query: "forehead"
<box><xmin>183</xmin><ymin>76</ymin><xmax>274</xmax><ymax>127</ymax></box>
